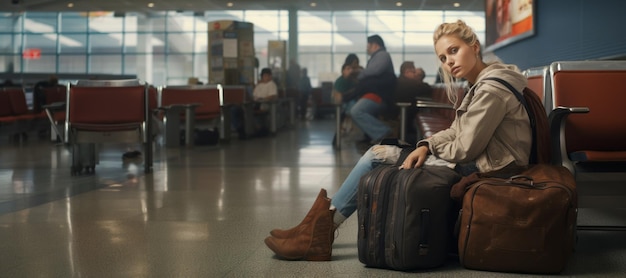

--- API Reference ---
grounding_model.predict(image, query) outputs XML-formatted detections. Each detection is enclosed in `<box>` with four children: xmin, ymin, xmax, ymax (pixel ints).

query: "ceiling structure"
<box><xmin>3</xmin><ymin>0</ymin><xmax>484</xmax><ymax>13</ymax></box>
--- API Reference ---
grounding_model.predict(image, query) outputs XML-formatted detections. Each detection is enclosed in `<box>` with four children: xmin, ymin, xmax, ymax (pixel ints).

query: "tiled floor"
<box><xmin>1</xmin><ymin>119</ymin><xmax>625</xmax><ymax>277</ymax></box>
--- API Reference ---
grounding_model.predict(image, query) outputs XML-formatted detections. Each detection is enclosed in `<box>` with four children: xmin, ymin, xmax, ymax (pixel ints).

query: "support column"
<box><xmin>136</xmin><ymin>15</ymin><xmax>154</xmax><ymax>84</ymax></box>
<box><xmin>288</xmin><ymin>9</ymin><xmax>298</xmax><ymax>63</ymax></box>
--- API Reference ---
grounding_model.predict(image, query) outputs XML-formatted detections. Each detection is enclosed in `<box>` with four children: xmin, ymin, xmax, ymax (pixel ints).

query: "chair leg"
<box><xmin>144</xmin><ymin>141</ymin><xmax>153</xmax><ymax>173</ymax></box>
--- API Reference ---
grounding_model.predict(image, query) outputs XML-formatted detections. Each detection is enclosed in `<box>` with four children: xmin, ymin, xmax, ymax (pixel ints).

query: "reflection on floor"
<box><xmin>0</xmin><ymin>119</ymin><xmax>625</xmax><ymax>277</ymax></box>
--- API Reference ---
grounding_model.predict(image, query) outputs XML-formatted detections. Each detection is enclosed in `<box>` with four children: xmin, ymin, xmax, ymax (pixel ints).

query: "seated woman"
<box><xmin>264</xmin><ymin>20</ymin><xmax>532</xmax><ymax>261</ymax></box>
<box><xmin>333</xmin><ymin>63</ymin><xmax>357</xmax><ymax>134</ymax></box>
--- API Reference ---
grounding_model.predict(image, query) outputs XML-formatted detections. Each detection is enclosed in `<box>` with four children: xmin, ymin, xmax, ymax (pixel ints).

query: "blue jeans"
<box><xmin>342</xmin><ymin>99</ymin><xmax>356</xmax><ymax>115</ymax></box>
<box><xmin>331</xmin><ymin>148</ymin><xmax>384</xmax><ymax>219</ymax></box>
<box><xmin>350</xmin><ymin>98</ymin><xmax>391</xmax><ymax>142</ymax></box>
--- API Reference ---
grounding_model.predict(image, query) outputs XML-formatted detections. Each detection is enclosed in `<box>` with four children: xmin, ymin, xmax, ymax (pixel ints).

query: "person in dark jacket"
<box><xmin>348</xmin><ymin>35</ymin><xmax>397</xmax><ymax>144</ymax></box>
<box><xmin>393</xmin><ymin>61</ymin><xmax>432</xmax><ymax>144</ymax></box>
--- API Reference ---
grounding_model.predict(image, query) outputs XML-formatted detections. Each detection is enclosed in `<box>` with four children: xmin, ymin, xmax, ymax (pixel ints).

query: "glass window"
<box><xmin>245</xmin><ymin>11</ymin><xmax>282</xmax><ymax>32</ymax></box>
<box><xmin>166</xmin><ymin>32</ymin><xmax>195</xmax><ymax>53</ymax></box>
<box><xmin>333</xmin><ymin>11</ymin><xmax>367</xmax><ymax>32</ymax></box>
<box><xmin>369</xmin><ymin>11</ymin><xmax>405</xmax><ymax>33</ymax></box>
<box><xmin>24</xmin><ymin>13</ymin><xmax>58</xmax><ymax>33</ymax></box>
<box><xmin>168</xmin><ymin>12</ymin><xmax>197</xmax><ymax>32</ymax></box>
<box><xmin>151</xmin><ymin>33</ymin><xmax>167</xmax><ymax>54</ymax></box>
<box><xmin>0</xmin><ymin>34</ymin><xmax>16</xmax><ymax>50</ymax></box>
<box><xmin>299</xmin><ymin>53</ymin><xmax>332</xmax><ymax>87</ymax></box>
<box><xmin>89</xmin><ymin>33</ymin><xmax>123</xmax><ymax>54</ymax></box>
<box><xmin>1</xmin><ymin>10</ymin><xmax>485</xmax><ymax>87</ymax></box>
<box><xmin>299</xmin><ymin>32</ymin><xmax>332</xmax><ymax>52</ymax></box>
<box><xmin>88</xmin><ymin>14</ymin><xmax>124</xmax><ymax>33</ymax></box>
<box><xmin>89</xmin><ymin>54</ymin><xmax>122</xmax><ymax>74</ymax></box>
<box><xmin>59</xmin><ymin>34</ymin><xmax>87</xmax><ymax>53</ymax></box>
<box><xmin>59</xmin><ymin>55</ymin><xmax>87</xmax><ymax>73</ymax></box>
<box><xmin>194</xmin><ymin>31</ymin><xmax>207</xmax><ymax>53</ymax></box>
<box><xmin>333</xmin><ymin>32</ymin><xmax>366</xmax><ymax>54</ymax></box>
<box><xmin>123</xmin><ymin>54</ymin><xmax>138</xmax><ymax>75</ymax></box>
<box><xmin>167</xmin><ymin>54</ymin><xmax>193</xmax><ymax>80</ymax></box>
<box><xmin>23</xmin><ymin>33</ymin><xmax>57</xmax><ymax>53</ymax></box>
<box><xmin>194</xmin><ymin>16</ymin><xmax>208</xmax><ymax>32</ymax></box>
<box><xmin>255</xmin><ymin>31</ymin><xmax>283</xmax><ymax>53</ymax></box>
<box><xmin>403</xmin><ymin>31</ymin><xmax>435</xmax><ymax>49</ymax></box>
<box><xmin>193</xmin><ymin>53</ymin><xmax>208</xmax><ymax>83</ymax></box>
<box><xmin>147</xmin><ymin>13</ymin><xmax>167</xmax><ymax>32</ymax></box>
<box><xmin>404</xmin><ymin>11</ymin><xmax>443</xmax><ymax>32</ymax></box>
<box><xmin>0</xmin><ymin>14</ymin><xmax>18</xmax><ymax>32</ymax></box>
<box><xmin>60</xmin><ymin>13</ymin><xmax>87</xmax><ymax>33</ymax></box>
<box><xmin>206</xmin><ymin>11</ymin><xmax>244</xmax><ymax>22</ymax></box>
<box><xmin>151</xmin><ymin>54</ymin><xmax>166</xmax><ymax>86</ymax></box>
<box><xmin>299</xmin><ymin>11</ymin><xmax>332</xmax><ymax>32</ymax></box>
<box><xmin>124</xmin><ymin>14</ymin><xmax>139</xmax><ymax>32</ymax></box>
<box><xmin>23</xmin><ymin>54</ymin><xmax>56</xmax><ymax>72</ymax></box>
<box><xmin>375</xmin><ymin>32</ymin><xmax>402</xmax><ymax>53</ymax></box>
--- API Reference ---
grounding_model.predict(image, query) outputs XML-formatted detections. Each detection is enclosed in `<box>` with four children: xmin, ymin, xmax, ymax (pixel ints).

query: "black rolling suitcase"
<box><xmin>357</xmin><ymin>164</ymin><xmax>461</xmax><ymax>271</ymax></box>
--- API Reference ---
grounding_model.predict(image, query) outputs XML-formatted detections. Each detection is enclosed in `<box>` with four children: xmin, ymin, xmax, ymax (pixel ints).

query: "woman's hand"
<box><xmin>399</xmin><ymin>146</ymin><xmax>429</xmax><ymax>169</ymax></box>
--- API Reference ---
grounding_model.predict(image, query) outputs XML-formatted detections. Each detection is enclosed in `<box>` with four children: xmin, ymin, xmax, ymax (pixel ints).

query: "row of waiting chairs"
<box><xmin>1</xmin><ymin>80</ymin><xmax>296</xmax><ymax>176</ymax></box>
<box><xmin>0</xmin><ymin>86</ymin><xmax>52</xmax><ymax>140</ymax></box>
<box><xmin>523</xmin><ymin>61</ymin><xmax>626</xmax><ymax>231</ymax></box>
<box><xmin>401</xmin><ymin>60</ymin><xmax>626</xmax><ymax>230</ymax></box>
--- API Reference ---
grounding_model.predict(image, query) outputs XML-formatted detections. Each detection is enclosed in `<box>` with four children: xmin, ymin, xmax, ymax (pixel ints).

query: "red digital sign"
<box><xmin>23</xmin><ymin>48</ymin><xmax>41</xmax><ymax>60</ymax></box>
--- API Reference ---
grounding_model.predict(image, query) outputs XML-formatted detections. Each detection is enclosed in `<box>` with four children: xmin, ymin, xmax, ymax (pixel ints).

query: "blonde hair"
<box><xmin>433</xmin><ymin>20</ymin><xmax>482</xmax><ymax>104</ymax></box>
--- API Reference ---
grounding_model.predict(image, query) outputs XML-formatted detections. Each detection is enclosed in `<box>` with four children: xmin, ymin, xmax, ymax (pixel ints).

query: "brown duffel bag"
<box><xmin>455</xmin><ymin>164</ymin><xmax>577</xmax><ymax>274</ymax></box>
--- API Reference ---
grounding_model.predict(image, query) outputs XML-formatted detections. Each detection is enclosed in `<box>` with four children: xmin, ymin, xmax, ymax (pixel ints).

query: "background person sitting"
<box><xmin>393</xmin><ymin>62</ymin><xmax>432</xmax><ymax>144</ymax></box>
<box><xmin>349</xmin><ymin>35</ymin><xmax>397</xmax><ymax>147</ymax></box>
<box><xmin>332</xmin><ymin>63</ymin><xmax>358</xmax><ymax>135</ymax></box>
<box><xmin>232</xmin><ymin>68</ymin><xmax>278</xmax><ymax>138</ymax></box>
<box><xmin>298</xmin><ymin>68</ymin><xmax>312</xmax><ymax>120</ymax></box>
<box><xmin>32</xmin><ymin>75</ymin><xmax>59</xmax><ymax>113</ymax></box>
<box><xmin>343</xmin><ymin>53</ymin><xmax>363</xmax><ymax>81</ymax></box>
<box><xmin>253</xmin><ymin>67</ymin><xmax>278</xmax><ymax>110</ymax></box>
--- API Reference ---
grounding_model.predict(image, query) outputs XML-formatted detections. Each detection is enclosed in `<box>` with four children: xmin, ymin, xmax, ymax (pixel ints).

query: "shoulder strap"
<box><xmin>482</xmin><ymin>77</ymin><xmax>535</xmax><ymax>129</ymax></box>
<box><xmin>482</xmin><ymin>77</ymin><xmax>538</xmax><ymax>164</ymax></box>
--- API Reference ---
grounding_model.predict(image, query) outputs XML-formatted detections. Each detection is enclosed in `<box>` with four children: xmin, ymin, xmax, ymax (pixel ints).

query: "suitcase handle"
<box><xmin>507</xmin><ymin>175</ymin><xmax>535</xmax><ymax>186</ymax></box>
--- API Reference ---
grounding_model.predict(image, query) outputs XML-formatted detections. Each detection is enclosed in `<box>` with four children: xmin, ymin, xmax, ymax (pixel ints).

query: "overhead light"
<box><xmin>67</xmin><ymin>2</ymin><xmax>74</xmax><ymax>8</ymax></box>
<box><xmin>227</xmin><ymin>2</ymin><xmax>233</xmax><ymax>7</ymax></box>
<box><xmin>147</xmin><ymin>2</ymin><xmax>154</xmax><ymax>8</ymax></box>
<box><xmin>310</xmin><ymin>2</ymin><xmax>317</xmax><ymax>7</ymax></box>
<box><xmin>396</xmin><ymin>2</ymin><xmax>402</xmax><ymax>7</ymax></box>
<box><xmin>453</xmin><ymin>2</ymin><xmax>460</xmax><ymax>7</ymax></box>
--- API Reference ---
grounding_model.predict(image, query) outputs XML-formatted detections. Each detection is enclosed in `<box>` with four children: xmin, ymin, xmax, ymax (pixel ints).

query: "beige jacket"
<box><xmin>420</xmin><ymin>62</ymin><xmax>532</xmax><ymax>173</ymax></box>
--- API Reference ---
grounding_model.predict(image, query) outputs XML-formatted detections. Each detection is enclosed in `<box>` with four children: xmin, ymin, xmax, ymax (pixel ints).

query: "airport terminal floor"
<box><xmin>1</xmin><ymin>119</ymin><xmax>626</xmax><ymax>277</ymax></box>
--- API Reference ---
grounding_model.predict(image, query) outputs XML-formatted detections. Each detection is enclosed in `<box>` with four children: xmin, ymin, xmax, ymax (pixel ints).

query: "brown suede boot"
<box><xmin>264</xmin><ymin>198</ymin><xmax>335</xmax><ymax>261</ymax></box>
<box><xmin>270</xmin><ymin>188</ymin><xmax>329</xmax><ymax>239</ymax></box>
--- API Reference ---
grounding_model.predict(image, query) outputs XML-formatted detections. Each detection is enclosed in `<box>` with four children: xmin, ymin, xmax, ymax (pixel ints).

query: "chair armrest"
<box><xmin>415</xmin><ymin>100</ymin><xmax>455</xmax><ymax>110</ymax></box>
<box><xmin>415</xmin><ymin>97</ymin><xmax>433</xmax><ymax>102</ymax></box>
<box><xmin>256</xmin><ymin>99</ymin><xmax>279</xmax><ymax>104</ymax></box>
<box><xmin>396</xmin><ymin>102</ymin><xmax>412</xmax><ymax>108</ymax></box>
<box><xmin>548</xmin><ymin>106</ymin><xmax>590</xmax><ymax>170</ymax></box>
<box><xmin>42</xmin><ymin>102</ymin><xmax>66</xmax><ymax>111</ymax></box>
<box><xmin>163</xmin><ymin>103</ymin><xmax>202</xmax><ymax>109</ymax></box>
<box><xmin>156</xmin><ymin>103</ymin><xmax>202</xmax><ymax>111</ymax></box>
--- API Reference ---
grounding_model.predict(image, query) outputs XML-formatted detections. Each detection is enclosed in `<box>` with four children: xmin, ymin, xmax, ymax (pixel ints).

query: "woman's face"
<box><xmin>435</xmin><ymin>34</ymin><xmax>481</xmax><ymax>83</ymax></box>
<box><xmin>342</xmin><ymin>66</ymin><xmax>353</xmax><ymax>77</ymax></box>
